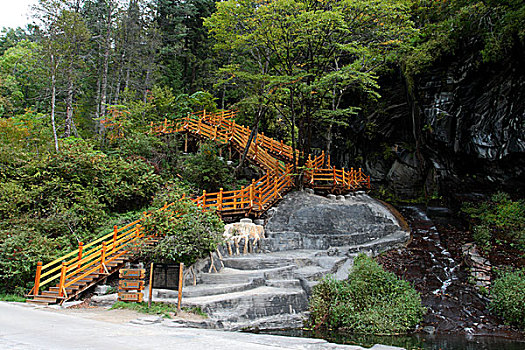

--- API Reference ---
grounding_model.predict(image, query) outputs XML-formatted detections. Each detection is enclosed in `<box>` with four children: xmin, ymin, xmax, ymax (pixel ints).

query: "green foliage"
<box><xmin>404</xmin><ymin>0</ymin><xmax>525</xmax><ymax>77</ymax></box>
<box><xmin>473</xmin><ymin>225</ymin><xmax>492</xmax><ymax>252</ymax></box>
<box><xmin>0</xmin><ymin>293</ymin><xmax>27</xmax><ymax>302</ymax></box>
<box><xmin>307</xmin><ymin>254</ymin><xmax>425</xmax><ymax>334</ymax></box>
<box><xmin>0</xmin><ymin>138</ymin><xmax>162</xmax><ymax>292</ymax></box>
<box><xmin>462</xmin><ymin>192</ymin><xmax>525</xmax><ymax>249</ymax></box>
<box><xmin>138</xmin><ymin>197</ymin><xmax>224</xmax><ymax>266</ymax></box>
<box><xmin>182</xmin><ymin>143</ymin><xmax>235</xmax><ymax>192</ymax></box>
<box><xmin>490</xmin><ymin>268</ymin><xmax>525</xmax><ymax>330</ymax></box>
<box><xmin>182</xmin><ymin>306</ymin><xmax>208</xmax><ymax>318</ymax></box>
<box><xmin>0</xmin><ymin>229</ymin><xmax>60</xmax><ymax>294</ymax></box>
<box><xmin>111</xmin><ymin>301</ymin><xmax>174</xmax><ymax>318</ymax></box>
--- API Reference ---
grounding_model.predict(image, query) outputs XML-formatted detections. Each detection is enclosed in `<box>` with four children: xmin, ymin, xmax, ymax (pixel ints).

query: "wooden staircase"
<box><xmin>27</xmin><ymin>109</ymin><xmax>370</xmax><ymax>304</ymax></box>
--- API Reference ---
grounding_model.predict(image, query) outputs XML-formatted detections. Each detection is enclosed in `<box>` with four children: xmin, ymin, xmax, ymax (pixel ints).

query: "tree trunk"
<box><xmin>99</xmin><ymin>4</ymin><xmax>112</xmax><ymax>119</ymax></box>
<box><xmin>64</xmin><ymin>64</ymin><xmax>74</xmax><ymax>137</ymax></box>
<box><xmin>50</xmin><ymin>54</ymin><xmax>59</xmax><ymax>152</ymax></box>
<box><xmin>235</xmin><ymin>105</ymin><xmax>266</xmax><ymax>174</ymax></box>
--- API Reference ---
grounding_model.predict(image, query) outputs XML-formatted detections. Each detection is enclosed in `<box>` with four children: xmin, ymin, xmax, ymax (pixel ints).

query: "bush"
<box><xmin>490</xmin><ymin>269</ymin><xmax>525</xmax><ymax>330</ymax></box>
<box><xmin>473</xmin><ymin>225</ymin><xmax>492</xmax><ymax>251</ymax></box>
<box><xmin>462</xmin><ymin>192</ymin><xmax>525</xmax><ymax>249</ymax></box>
<box><xmin>182</xmin><ymin>143</ymin><xmax>235</xmax><ymax>192</ymax></box>
<box><xmin>307</xmin><ymin>254</ymin><xmax>425</xmax><ymax>334</ymax></box>
<box><xmin>137</xmin><ymin>197</ymin><xmax>224</xmax><ymax>266</ymax></box>
<box><xmin>0</xmin><ymin>138</ymin><xmax>162</xmax><ymax>293</ymax></box>
<box><xmin>0</xmin><ymin>229</ymin><xmax>60</xmax><ymax>294</ymax></box>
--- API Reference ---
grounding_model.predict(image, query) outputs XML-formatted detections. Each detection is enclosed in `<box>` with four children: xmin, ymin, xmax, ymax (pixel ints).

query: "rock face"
<box><xmin>330</xmin><ymin>48</ymin><xmax>525</xmax><ymax>197</ymax></box>
<box><xmin>157</xmin><ymin>191</ymin><xmax>409</xmax><ymax>330</ymax></box>
<box><xmin>264</xmin><ymin>191</ymin><xmax>408</xmax><ymax>253</ymax></box>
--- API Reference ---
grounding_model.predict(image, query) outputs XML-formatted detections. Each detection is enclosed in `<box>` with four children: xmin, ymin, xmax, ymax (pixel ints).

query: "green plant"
<box><xmin>490</xmin><ymin>268</ymin><xmax>525</xmax><ymax>330</ymax></box>
<box><xmin>462</xmin><ymin>192</ymin><xmax>525</xmax><ymax>250</ymax></box>
<box><xmin>307</xmin><ymin>254</ymin><xmax>425</xmax><ymax>334</ymax></box>
<box><xmin>0</xmin><ymin>293</ymin><xmax>26</xmax><ymax>302</ymax></box>
<box><xmin>182</xmin><ymin>143</ymin><xmax>235</xmax><ymax>192</ymax></box>
<box><xmin>137</xmin><ymin>197</ymin><xmax>224</xmax><ymax>266</ymax></box>
<box><xmin>111</xmin><ymin>301</ymin><xmax>174</xmax><ymax>318</ymax></box>
<box><xmin>182</xmin><ymin>306</ymin><xmax>208</xmax><ymax>318</ymax></box>
<box><xmin>473</xmin><ymin>225</ymin><xmax>492</xmax><ymax>251</ymax></box>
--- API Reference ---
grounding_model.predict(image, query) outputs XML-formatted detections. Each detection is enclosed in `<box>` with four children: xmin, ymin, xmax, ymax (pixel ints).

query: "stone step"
<box><xmin>294</xmin><ymin>265</ymin><xmax>331</xmax><ymax>281</ymax></box>
<box><xmin>183</xmin><ymin>286</ymin><xmax>308</xmax><ymax>320</ymax></box>
<box><xmin>165</xmin><ymin>278</ymin><xmax>265</xmax><ymax>298</ymax></box>
<box><xmin>198</xmin><ymin>266</ymin><xmax>296</xmax><ymax>285</ymax></box>
<box><xmin>265</xmin><ymin>279</ymin><xmax>301</xmax><ymax>288</ymax></box>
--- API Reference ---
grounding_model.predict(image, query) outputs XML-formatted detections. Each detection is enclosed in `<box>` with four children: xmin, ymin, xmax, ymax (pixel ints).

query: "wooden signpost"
<box><xmin>118</xmin><ymin>268</ymin><xmax>145</xmax><ymax>302</ymax></box>
<box><xmin>151</xmin><ymin>262</ymin><xmax>184</xmax><ymax>312</ymax></box>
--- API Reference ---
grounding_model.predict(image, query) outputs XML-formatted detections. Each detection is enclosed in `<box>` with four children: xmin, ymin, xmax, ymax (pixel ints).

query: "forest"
<box><xmin>1</xmin><ymin>0</ymin><xmax>524</xmax><ymax>337</ymax></box>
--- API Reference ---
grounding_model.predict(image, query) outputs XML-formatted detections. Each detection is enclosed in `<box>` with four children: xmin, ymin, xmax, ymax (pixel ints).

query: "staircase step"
<box><xmin>32</xmin><ymin>295</ymin><xmax>58</xmax><ymax>303</ymax></box>
<box><xmin>26</xmin><ymin>299</ymin><xmax>51</xmax><ymax>306</ymax></box>
<box><xmin>183</xmin><ymin>286</ymin><xmax>308</xmax><ymax>320</ymax></box>
<box><xmin>265</xmin><ymin>279</ymin><xmax>301</xmax><ymax>288</ymax></box>
<box><xmin>199</xmin><ymin>265</ymin><xmax>296</xmax><ymax>284</ymax></box>
<box><xmin>178</xmin><ymin>279</ymin><xmax>264</xmax><ymax>298</ymax></box>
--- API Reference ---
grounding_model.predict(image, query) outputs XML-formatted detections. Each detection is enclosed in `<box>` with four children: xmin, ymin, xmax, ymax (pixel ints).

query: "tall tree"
<box><xmin>205</xmin><ymin>0</ymin><xmax>416</xmax><ymax>167</ymax></box>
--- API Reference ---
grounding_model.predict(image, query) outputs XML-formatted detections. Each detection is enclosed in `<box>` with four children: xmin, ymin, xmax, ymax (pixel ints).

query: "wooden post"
<box><xmin>273</xmin><ymin>176</ymin><xmax>278</xmax><ymax>199</ymax></box>
<box><xmin>218</xmin><ymin>188</ymin><xmax>223</xmax><ymax>211</ymax></box>
<box><xmin>149</xmin><ymin>121</ymin><xmax>153</xmax><ymax>134</ymax></box>
<box><xmin>333</xmin><ymin>166</ymin><xmax>337</xmax><ymax>185</ymax></box>
<box><xmin>342</xmin><ymin>168</ymin><xmax>346</xmax><ymax>186</ymax></box>
<box><xmin>351</xmin><ymin>167</ymin><xmax>354</xmax><ymax>186</ymax></box>
<box><xmin>177</xmin><ymin>263</ymin><xmax>184</xmax><ymax>313</ymax></box>
<box><xmin>77</xmin><ymin>242</ymin><xmax>84</xmax><ymax>272</ymax></box>
<box><xmin>249</xmin><ymin>179</ymin><xmax>255</xmax><ymax>207</ymax></box>
<box><xmin>163</xmin><ymin>118</ymin><xmax>167</xmax><ymax>132</ymax></box>
<box><xmin>33</xmin><ymin>262</ymin><xmax>42</xmax><ymax>296</ymax></box>
<box><xmin>58</xmin><ymin>262</ymin><xmax>67</xmax><ymax>297</ymax></box>
<box><xmin>202</xmin><ymin>190</ymin><xmax>206</xmax><ymax>210</ymax></box>
<box><xmin>113</xmin><ymin>225</ymin><xmax>118</xmax><ymax>250</ymax></box>
<box><xmin>184</xmin><ymin>134</ymin><xmax>188</xmax><ymax>153</ymax></box>
<box><xmin>100</xmin><ymin>242</ymin><xmax>107</xmax><ymax>273</ymax></box>
<box><xmin>148</xmin><ymin>262</ymin><xmax>154</xmax><ymax>308</ymax></box>
<box><xmin>238</xmin><ymin>186</ymin><xmax>244</xmax><ymax>209</ymax></box>
<box><xmin>280</xmin><ymin>140</ymin><xmax>284</xmax><ymax>154</ymax></box>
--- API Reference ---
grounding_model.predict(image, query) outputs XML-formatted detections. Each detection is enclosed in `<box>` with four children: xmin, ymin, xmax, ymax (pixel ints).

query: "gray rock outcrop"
<box><xmin>154</xmin><ymin>191</ymin><xmax>409</xmax><ymax>330</ymax></box>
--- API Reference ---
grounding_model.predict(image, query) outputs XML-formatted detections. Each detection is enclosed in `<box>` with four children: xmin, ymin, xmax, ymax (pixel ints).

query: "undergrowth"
<box><xmin>307</xmin><ymin>254</ymin><xmax>425</xmax><ymax>334</ymax></box>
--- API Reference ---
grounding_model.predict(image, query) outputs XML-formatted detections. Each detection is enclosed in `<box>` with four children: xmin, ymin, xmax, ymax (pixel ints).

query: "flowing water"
<box><xmin>259</xmin><ymin>204</ymin><xmax>525</xmax><ymax>349</ymax></box>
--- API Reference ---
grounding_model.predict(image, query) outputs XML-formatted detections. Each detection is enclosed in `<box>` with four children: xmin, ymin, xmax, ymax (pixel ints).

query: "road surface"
<box><xmin>0</xmin><ymin>302</ymin><xmax>402</xmax><ymax>350</ymax></box>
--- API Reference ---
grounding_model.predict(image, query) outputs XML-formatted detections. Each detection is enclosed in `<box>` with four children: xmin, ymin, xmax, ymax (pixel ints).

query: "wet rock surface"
<box><xmin>376</xmin><ymin>206</ymin><xmax>524</xmax><ymax>338</ymax></box>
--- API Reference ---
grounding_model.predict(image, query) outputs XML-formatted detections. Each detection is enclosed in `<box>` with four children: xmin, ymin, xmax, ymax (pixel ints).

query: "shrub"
<box><xmin>182</xmin><ymin>143</ymin><xmax>234</xmax><ymax>193</ymax></box>
<box><xmin>137</xmin><ymin>197</ymin><xmax>224</xmax><ymax>266</ymax></box>
<box><xmin>490</xmin><ymin>269</ymin><xmax>525</xmax><ymax>330</ymax></box>
<box><xmin>473</xmin><ymin>225</ymin><xmax>492</xmax><ymax>251</ymax></box>
<box><xmin>462</xmin><ymin>192</ymin><xmax>525</xmax><ymax>249</ymax></box>
<box><xmin>307</xmin><ymin>254</ymin><xmax>425</xmax><ymax>334</ymax></box>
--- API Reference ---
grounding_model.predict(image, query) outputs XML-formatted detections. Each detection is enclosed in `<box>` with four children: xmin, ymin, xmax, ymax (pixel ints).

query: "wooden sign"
<box><xmin>119</xmin><ymin>269</ymin><xmax>145</xmax><ymax>279</ymax></box>
<box><xmin>118</xmin><ymin>292</ymin><xmax>143</xmax><ymax>302</ymax></box>
<box><xmin>119</xmin><ymin>280</ymin><xmax>144</xmax><ymax>290</ymax></box>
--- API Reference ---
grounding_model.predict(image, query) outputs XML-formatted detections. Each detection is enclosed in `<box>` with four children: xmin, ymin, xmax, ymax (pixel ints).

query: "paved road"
<box><xmin>0</xmin><ymin>302</ymin><xmax>402</xmax><ymax>350</ymax></box>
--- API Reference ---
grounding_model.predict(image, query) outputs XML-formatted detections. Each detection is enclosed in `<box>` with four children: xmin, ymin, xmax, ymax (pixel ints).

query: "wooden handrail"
<box><xmin>32</xmin><ymin>109</ymin><xmax>370</xmax><ymax>298</ymax></box>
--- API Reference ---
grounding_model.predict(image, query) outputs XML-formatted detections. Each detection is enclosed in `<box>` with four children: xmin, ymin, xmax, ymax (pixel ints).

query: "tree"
<box><xmin>205</xmin><ymin>0</ymin><xmax>416</xmax><ymax>168</ymax></box>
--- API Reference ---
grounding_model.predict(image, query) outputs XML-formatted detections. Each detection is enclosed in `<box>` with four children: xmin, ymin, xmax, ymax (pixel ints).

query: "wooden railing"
<box><xmin>30</xmin><ymin>109</ymin><xmax>369</xmax><ymax>298</ymax></box>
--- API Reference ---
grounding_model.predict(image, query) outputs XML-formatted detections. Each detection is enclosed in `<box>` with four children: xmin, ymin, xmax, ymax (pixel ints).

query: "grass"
<box><xmin>182</xmin><ymin>306</ymin><xmax>208</xmax><ymax>318</ymax></box>
<box><xmin>110</xmin><ymin>301</ymin><xmax>175</xmax><ymax>318</ymax></box>
<box><xmin>0</xmin><ymin>294</ymin><xmax>26</xmax><ymax>302</ymax></box>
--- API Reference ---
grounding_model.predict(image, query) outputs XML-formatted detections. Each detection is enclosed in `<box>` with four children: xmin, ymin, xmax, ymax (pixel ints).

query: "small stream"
<box><xmin>260</xmin><ymin>204</ymin><xmax>525</xmax><ymax>349</ymax></box>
